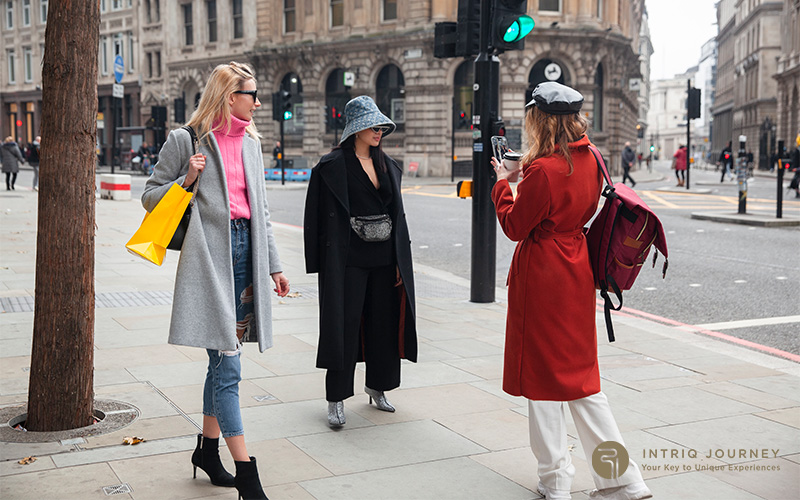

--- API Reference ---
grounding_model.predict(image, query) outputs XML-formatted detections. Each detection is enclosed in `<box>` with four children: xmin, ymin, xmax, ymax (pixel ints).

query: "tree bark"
<box><xmin>26</xmin><ymin>0</ymin><xmax>100</xmax><ymax>432</ymax></box>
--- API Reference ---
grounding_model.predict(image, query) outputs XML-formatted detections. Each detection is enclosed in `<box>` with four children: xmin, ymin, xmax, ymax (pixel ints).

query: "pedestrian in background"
<box><xmin>304</xmin><ymin>95</ymin><xmax>417</xmax><ymax>427</ymax></box>
<box><xmin>718</xmin><ymin>141</ymin><xmax>734</xmax><ymax>182</ymax></box>
<box><xmin>136</xmin><ymin>141</ymin><xmax>153</xmax><ymax>175</ymax></box>
<box><xmin>2</xmin><ymin>136</ymin><xmax>24</xmax><ymax>191</ymax></box>
<box><xmin>672</xmin><ymin>144</ymin><xmax>687</xmax><ymax>187</ymax></box>
<box><xmin>621</xmin><ymin>141</ymin><xmax>636</xmax><ymax>187</ymax></box>
<box><xmin>143</xmin><ymin>61</ymin><xmax>289</xmax><ymax>500</ymax></box>
<box><xmin>28</xmin><ymin>136</ymin><xmax>41</xmax><ymax>191</ymax></box>
<box><xmin>491</xmin><ymin>82</ymin><xmax>652</xmax><ymax>500</ymax></box>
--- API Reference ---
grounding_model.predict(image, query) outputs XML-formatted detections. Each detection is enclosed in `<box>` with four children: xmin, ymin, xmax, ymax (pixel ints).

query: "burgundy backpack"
<box><xmin>585</xmin><ymin>145</ymin><xmax>668</xmax><ymax>342</ymax></box>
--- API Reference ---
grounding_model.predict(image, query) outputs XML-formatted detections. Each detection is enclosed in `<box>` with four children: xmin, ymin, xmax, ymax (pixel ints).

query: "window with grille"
<box><xmin>23</xmin><ymin>46</ymin><xmax>32</xmax><ymax>82</ymax></box>
<box><xmin>330</xmin><ymin>0</ymin><xmax>343</xmax><ymax>27</ymax></box>
<box><xmin>183</xmin><ymin>4</ymin><xmax>193</xmax><ymax>45</ymax></box>
<box><xmin>232</xmin><ymin>0</ymin><xmax>243</xmax><ymax>38</ymax></box>
<box><xmin>7</xmin><ymin>49</ymin><xmax>16</xmax><ymax>84</ymax></box>
<box><xmin>383</xmin><ymin>0</ymin><xmax>397</xmax><ymax>21</ymax></box>
<box><xmin>284</xmin><ymin>0</ymin><xmax>295</xmax><ymax>33</ymax></box>
<box><xmin>207</xmin><ymin>0</ymin><xmax>217</xmax><ymax>42</ymax></box>
<box><xmin>22</xmin><ymin>0</ymin><xmax>30</xmax><ymax>26</ymax></box>
<box><xmin>5</xmin><ymin>1</ymin><xmax>13</xmax><ymax>30</ymax></box>
<box><xmin>539</xmin><ymin>0</ymin><xmax>560</xmax><ymax>12</ymax></box>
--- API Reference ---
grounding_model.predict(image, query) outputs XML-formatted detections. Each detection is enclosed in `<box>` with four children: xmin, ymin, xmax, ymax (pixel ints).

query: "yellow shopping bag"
<box><xmin>126</xmin><ymin>183</ymin><xmax>193</xmax><ymax>266</ymax></box>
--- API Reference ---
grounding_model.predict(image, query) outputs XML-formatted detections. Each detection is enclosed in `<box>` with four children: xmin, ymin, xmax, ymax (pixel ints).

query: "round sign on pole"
<box><xmin>114</xmin><ymin>55</ymin><xmax>124</xmax><ymax>83</ymax></box>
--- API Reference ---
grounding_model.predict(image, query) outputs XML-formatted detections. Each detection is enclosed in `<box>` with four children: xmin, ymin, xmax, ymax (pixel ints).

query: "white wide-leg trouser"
<box><xmin>528</xmin><ymin>391</ymin><xmax>645</xmax><ymax>492</ymax></box>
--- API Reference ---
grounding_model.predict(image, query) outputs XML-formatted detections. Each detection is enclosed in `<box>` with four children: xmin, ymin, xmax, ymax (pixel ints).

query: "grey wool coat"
<box><xmin>142</xmin><ymin>127</ymin><xmax>282</xmax><ymax>352</ymax></box>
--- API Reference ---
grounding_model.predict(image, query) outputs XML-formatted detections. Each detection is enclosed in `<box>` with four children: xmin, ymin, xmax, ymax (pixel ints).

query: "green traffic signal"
<box><xmin>502</xmin><ymin>15</ymin><xmax>534</xmax><ymax>43</ymax></box>
<box><xmin>283</xmin><ymin>111</ymin><xmax>293</xmax><ymax>121</ymax></box>
<box><xmin>650</xmin><ymin>145</ymin><xmax>655</xmax><ymax>152</ymax></box>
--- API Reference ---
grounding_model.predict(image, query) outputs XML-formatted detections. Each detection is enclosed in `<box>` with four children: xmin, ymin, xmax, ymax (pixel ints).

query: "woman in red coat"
<box><xmin>491</xmin><ymin>82</ymin><xmax>652</xmax><ymax>500</ymax></box>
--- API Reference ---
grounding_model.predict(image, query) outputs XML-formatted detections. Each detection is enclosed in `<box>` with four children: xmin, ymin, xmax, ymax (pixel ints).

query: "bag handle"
<box><xmin>587</xmin><ymin>145</ymin><xmax>617</xmax><ymax>199</ymax></box>
<box><xmin>181</xmin><ymin>125</ymin><xmax>200</xmax><ymax>205</ymax></box>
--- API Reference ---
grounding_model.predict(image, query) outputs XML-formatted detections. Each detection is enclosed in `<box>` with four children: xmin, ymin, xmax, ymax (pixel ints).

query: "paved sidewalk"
<box><xmin>0</xmin><ymin>186</ymin><xmax>799</xmax><ymax>500</ymax></box>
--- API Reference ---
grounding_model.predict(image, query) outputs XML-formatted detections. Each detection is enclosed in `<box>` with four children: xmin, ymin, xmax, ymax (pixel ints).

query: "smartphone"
<box><xmin>491</xmin><ymin>136</ymin><xmax>509</xmax><ymax>162</ymax></box>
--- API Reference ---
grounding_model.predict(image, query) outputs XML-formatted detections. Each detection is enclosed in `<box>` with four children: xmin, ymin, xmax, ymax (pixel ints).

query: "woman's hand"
<box><xmin>491</xmin><ymin>156</ymin><xmax>521</xmax><ymax>183</ymax></box>
<box><xmin>394</xmin><ymin>266</ymin><xmax>403</xmax><ymax>287</ymax></box>
<box><xmin>183</xmin><ymin>153</ymin><xmax>206</xmax><ymax>187</ymax></box>
<box><xmin>271</xmin><ymin>272</ymin><xmax>290</xmax><ymax>297</ymax></box>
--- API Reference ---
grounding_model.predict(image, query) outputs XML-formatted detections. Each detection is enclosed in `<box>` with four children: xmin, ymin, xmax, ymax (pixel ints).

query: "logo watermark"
<box><xmin>592</xmin><ymin>441</ymin><xmax>630</xmax><ymax>479</ymax></box>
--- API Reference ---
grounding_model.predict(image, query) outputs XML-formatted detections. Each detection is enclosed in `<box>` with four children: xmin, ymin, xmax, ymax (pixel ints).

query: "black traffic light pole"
<box><xmin>470</xmin><ymin>0</ymin><xmax>500</xmax><ymax>303</ymax></box>
<box><xmin>686</xmin><ymin>80</ymin><xmax>691</xmax><ymax>190</ymax></box>
<box><xmin>279</xmin><ymin>119</ymin><xmax>285</xmax><ymax>186</ymax></box>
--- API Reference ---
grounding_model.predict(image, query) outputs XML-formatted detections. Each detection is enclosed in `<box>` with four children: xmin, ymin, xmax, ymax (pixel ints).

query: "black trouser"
<box><xmin>720</xmin><ymin>162</ymin><xmax>731</xmax><ymax>181</ymax></box>
<box><xmin>5</xmin><ymin>172</ymin><xmax>17</xmax><ymax>189</ymax></box>
<box><xmin>622</xmin><ymin>166</ymin><xmax>635</xmax><ymax>186</ymax></box>
<box><xmin>326</xmin><ymin>264</ymin><xmax>401</xmax><ymax>402</ymax></box>
<box><xmin>675</xmin><ymin>169</ymin><xmax>685</xmax><ymax>182</ymax></box>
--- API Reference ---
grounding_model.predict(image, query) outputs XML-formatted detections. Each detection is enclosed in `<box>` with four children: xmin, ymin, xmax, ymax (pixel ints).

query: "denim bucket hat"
<box><xmin>339</xmin><ymin>96</ymin><xmax>396</xmax><ymax>144</ymax></box>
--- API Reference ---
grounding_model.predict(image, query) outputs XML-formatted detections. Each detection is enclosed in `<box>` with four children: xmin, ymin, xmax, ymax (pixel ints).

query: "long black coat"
<box><xmin>304</xmin><ymin>148</ymin><xmax>417</xmax><ymax>370</ymax></box>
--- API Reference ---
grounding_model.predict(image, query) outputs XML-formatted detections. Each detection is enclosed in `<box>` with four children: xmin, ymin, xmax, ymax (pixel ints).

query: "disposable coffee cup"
<box><xmin>503</xmin><ymin>151</ymin><xmax>522</xmax><ymax>171</ymax></box>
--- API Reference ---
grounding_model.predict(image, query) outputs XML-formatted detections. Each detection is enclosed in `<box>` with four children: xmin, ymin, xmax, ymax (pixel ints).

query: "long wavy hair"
<box><xmin>185</xmin><ymin>62</ymin><xmax>261</xmax><ymax>144</ymax></box>
<box><xmin>521</xmin><ymin>106</ymin><xmax>589</xmax><ymax>175</ymax></box>
<box><xmin>334</xmin><ymin>133</ymin><xmax>388</xmax><ymax>173</ymax></box>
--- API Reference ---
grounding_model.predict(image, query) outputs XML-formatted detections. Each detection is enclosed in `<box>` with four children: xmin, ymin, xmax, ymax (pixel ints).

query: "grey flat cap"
<box><xmin>525</xmin><ymin>82</ymin><xmax>584</xmax><ymax>115</ymax></box>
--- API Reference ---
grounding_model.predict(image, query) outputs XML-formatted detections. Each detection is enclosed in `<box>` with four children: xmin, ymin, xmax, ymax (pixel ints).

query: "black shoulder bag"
<box><xmin>167</xmin><ymin>125</ymin><xmax>200</xmax><ymax>251</ymax></box>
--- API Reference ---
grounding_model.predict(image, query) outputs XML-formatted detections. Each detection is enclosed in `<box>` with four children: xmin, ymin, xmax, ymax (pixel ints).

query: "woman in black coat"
<box><xmin>304</xmin><ymin>96</ymin><xmax>417</xmax><ymax>427</ymax></box>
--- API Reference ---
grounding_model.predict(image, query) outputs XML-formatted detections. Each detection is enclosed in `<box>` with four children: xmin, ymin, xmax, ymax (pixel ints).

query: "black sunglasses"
<box><xmin>233</xmin><ymin>90</ymin><xmax>258</xmax><ymax>101</ymax></box>
<box><xmin>371</xmin><ymin>126</ymin><xmax>391</xmax><ymax>134</ymax></box>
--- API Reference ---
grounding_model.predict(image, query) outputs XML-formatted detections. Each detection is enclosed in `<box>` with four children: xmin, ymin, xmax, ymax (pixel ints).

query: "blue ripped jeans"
<box><xmin>202</xmin><ymin>219</ymin><xmax>254</xmax><ymax>438</ymax></box>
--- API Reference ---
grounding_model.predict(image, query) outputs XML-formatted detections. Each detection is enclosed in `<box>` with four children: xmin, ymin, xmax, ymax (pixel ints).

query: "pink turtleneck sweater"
<box><xmin>213</xmin><ymin>115</ymin><xmax>251</xmax><ymax>220</ymax></box>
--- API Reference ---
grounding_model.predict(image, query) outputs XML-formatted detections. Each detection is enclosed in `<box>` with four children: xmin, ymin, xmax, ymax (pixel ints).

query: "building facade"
<box><xmin>712</xmin><ymin>0</ymin><xmax>783</xmax><ymax>169</ymax></box>
<box><xmin>242</xmin><ymin>0</ymin><xmax>646</xmax><ymax>175</ymax></box>
<box><xmin>774</xmin><ymin>0</ymin><xmax>800</xmax><ymax>152</ymax></box>
<box><xmin>695</xmin><ymin>38</ymin><xmax>717</xmax><ymax>161</ymax></box>
<box><xmin>636</xmin><ymin>9</ymin><xmax>653</xmax><ymax>158</ymax></box>
<box><xmin>647</xmin><ymin>69</ymin><xmax>699</xmax><ymax>160</ymax></box>
<box><xmin>0</xmin><ymin>0</ymin><xmax>144</xmax><ymax>165</ymax></box>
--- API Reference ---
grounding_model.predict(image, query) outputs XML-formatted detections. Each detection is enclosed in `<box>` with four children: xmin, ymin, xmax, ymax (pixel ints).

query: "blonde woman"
<box><xmin>491</xmin><ymin>82</ymin><xmax>651</xmax><ymax>500</ymax></box>
<box><xmin>143</xmin><ymin>62</ymin><xmax>289</xmax><ymax>500</ymax></box>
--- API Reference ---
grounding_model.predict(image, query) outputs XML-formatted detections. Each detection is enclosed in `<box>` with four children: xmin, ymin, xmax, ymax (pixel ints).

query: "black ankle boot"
<box><xmin>191</xmin><ymin>434</ymin><xmax>235</xmax><ymax>487</ymax></box>
<box><xmin>235</xmin><ymin>456</ymin><xmax>268</xmax><ymax>500</ymax></box>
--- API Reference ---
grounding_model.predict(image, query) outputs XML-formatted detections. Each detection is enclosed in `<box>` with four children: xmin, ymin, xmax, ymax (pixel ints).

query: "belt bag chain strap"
<box><xmin>350</xmin><ymin>214</ymin><xmax>392</xmax><ymax>242</ymax></box>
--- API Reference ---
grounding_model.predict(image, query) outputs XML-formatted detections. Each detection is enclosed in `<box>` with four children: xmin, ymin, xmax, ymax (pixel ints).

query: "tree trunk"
<box><xmin>26</xmin><ymin>0</ymin><xmax>100</xmax><ymax>432</ymax></box>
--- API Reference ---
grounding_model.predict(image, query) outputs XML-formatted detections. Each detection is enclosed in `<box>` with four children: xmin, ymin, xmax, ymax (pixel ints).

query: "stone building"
<box><xmin>0</xmin><ymin>0</ymin><xmax>143</xmax><ymax>165</ymax></box>
<box><xmin>647</xmin><ymin>68</ymin><xmax>699</xmax><ymax>160</ymax></box>
<box><xmin>774</xmin><ymin>0</ymin><xmax>800</xmax><ymax>151</ymax></box>
<box><xmin>246</xmin><ymin>0</ymin><xmax>646</xmax><ymax>175</ymax></box>
<box><xmin>712</xmin><ymin>0</ymin><xmax>783</xmax><ymax>169</ymax></box>
<box><xmin>636</xmin><ymin>9</ymin><xmax>653</xmax><ymax>157</ymax></box>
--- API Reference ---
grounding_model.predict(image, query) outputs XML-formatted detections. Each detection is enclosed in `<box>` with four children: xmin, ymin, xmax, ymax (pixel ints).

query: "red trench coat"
<box><xmin>491</xmin><ymin>135</ymin><xmax>603</xmax><ymax>401</ymax></box>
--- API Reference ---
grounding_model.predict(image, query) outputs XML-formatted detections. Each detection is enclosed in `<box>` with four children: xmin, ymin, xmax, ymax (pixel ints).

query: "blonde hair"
<box><xmin>521</xmin><ymin>106</ymin><xmax>589</xmax><ymax>175</ymax></box>
<box><xmin>186</xmin><ymin>61</ymin><xmax>261</xmax><ymax>143</ymax></box>
<box><xmin>3</xmin><ymin>136</ymin><xmax>13</xmax><ymax>143</ymax></box>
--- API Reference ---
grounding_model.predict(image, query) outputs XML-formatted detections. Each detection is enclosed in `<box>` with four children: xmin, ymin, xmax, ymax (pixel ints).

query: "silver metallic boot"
<box><xmin>327</xmin><ymin>401</ymin><xmax>345</xmax><ymax>426</ymax></box>
<box><xmin>364</xmin><ymin>386</ymin><xmax>395</xmax><ymax>412</ymax></box>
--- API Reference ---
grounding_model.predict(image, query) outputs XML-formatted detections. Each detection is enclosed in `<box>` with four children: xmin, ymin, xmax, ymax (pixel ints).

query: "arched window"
<box><xmin>325</xmin><ymin>68</ymin><xmax>350</xmax><ymax>136</ymax></box>
<box><xmin>453</xmin><ymin>61</ymin><xmax>474</xmax><ymax>130</ymax></box>
<box><xmin>376</xmin><ymin>64</ymin><xmax>405</xmax><ymax>132</ymax></box>
<box><xmin>526</xmin><ymin>58</ymin><xmax>570</xmax><ymax>104</ymax></box>
<box><xmin>593</xmin><ymin>64</ymin><xmax>604</xmax><ymax>132</ymax></box>
<box><xmin>281</xmin><ymin>72</ymin><xmax>303</xmax><ymax>135</ymax></box>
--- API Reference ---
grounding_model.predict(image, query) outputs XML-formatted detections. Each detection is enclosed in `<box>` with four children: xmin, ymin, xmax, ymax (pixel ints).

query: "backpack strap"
<box><xmin>588</xmin><ymin>144</ymin><xmax>623</xmax><ymax>343</ymax></box>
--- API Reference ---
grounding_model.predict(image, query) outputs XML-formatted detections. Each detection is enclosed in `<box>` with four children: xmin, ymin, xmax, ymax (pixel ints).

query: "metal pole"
<box><xmin>280</xmin><ymin>119</ymin><xmax>285</xmax><ymax>186</ymax></box>
<box><xmin>777</xmin><ymin>162</ymin><xmax>784</xmax><ymax>219</ymax></box>
<box><xmin>738</xmin><ymin>136</ymin><xmax>747</xmax><ymax>214</ymax></box>
<box><xmin>451</xmin><ymin>95</ymin><xmax>455</xmax><ymax>183</ymax></box>
<box><xmin>470</xmin><ymin>0</ymin><xmax>498</xmax><ymax>303</ymax></box>
<box><xmin>685</xmin><ymin>80</ymin><xmax>691</xmax><ymax>190</ymax></box>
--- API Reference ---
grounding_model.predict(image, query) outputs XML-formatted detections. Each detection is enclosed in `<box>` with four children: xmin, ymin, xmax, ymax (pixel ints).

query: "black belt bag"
<box><xmin>349</xmin><ymin>214</ymin><xmax>392</xmax><ymax>242</ymax></box>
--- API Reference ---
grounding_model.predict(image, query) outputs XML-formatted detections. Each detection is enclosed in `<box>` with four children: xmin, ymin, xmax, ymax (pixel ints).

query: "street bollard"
<box><xmin>737</xmin><ymin>136</ymin><xmax>747</xmax><ymax>214</ymax></box>
<box><xmin>99</xmin><ymin>174</ymin><xmax>132</xmax><ymax>201</ymax></box>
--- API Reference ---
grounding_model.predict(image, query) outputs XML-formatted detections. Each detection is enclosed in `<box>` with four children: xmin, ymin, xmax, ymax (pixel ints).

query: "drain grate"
<box><xmin>102</xmin><ymin>483</ymin><xmax>133</xmax><ymax>495</ymax></box>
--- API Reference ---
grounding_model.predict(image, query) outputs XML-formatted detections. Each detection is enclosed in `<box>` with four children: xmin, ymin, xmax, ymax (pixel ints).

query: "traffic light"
<box><xmin>457</xmin><ymin>0</ymin><xmax>481</xmax><ymax>57</ymax></box>
<box><xmin>636</xmin><ymin>124</ymin><xmax>644</xmax><ymax>139</ymax></box>
<box><xmin>491</xmin><ymin>0</ymin><xmax>534</xmax><ymax>53</ymax></box>
<box><xmin>687</xmin><ymin>88</ymin><xmax>701</xmax><ymax>120</ymax></box>
<box><xmin>650</xmin><ymin>145</ymin><xmax>655</xmax><ymax>152</ymax></box>
<box><xmin>457</xmin><ymin>110</ymin><xmax>469</xmax><ymax>129</ymax></box>
<box><xmin>272</xmin><ymin>90</ymin><xmax>293</xmax><ymax>121</ymax></box>
<box><xmin>492</xmin><ymin>120</ymin><xmax>506</xmax><ymax>137</ymax></box>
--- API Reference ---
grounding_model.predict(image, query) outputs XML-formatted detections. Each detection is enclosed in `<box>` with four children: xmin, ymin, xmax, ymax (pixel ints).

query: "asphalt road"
<box><xmin>256</xmin><ymin>160</ymin><xmax>800</xmax><ymax>356</ymax></box>
<box><xmin>77</xmin><ymin>159</ymin><xmax>800</xmax><ymax>356</ymax></box>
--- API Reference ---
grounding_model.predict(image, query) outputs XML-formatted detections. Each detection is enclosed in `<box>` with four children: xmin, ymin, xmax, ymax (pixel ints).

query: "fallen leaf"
<box><xmin>18</xmin><ymin>456</ymin><xmax>36</xmax><ymax>465</ymax></box>
<box><xmin>122</xmin><ymin>436</ymin><xmax>145</xmax><ymax>445</ymax></box>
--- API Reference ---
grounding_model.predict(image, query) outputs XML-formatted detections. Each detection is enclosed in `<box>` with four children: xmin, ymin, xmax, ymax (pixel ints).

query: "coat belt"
<box><xmin>531</xmin><ymin>228</ymin><xmax>583</xmax><ymax>242</ymax></box>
